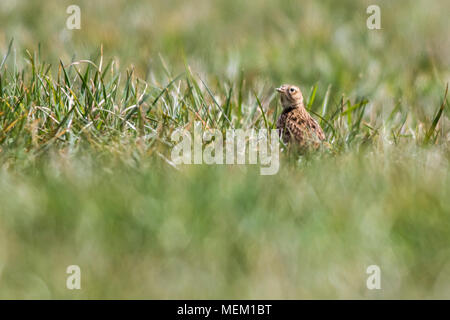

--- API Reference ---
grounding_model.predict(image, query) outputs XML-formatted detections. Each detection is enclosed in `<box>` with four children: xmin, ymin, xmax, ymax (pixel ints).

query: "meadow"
<box><xmin>0</xmin><ymin>0</ymin><xmax>449</xmax><ymax>299</ymax></box>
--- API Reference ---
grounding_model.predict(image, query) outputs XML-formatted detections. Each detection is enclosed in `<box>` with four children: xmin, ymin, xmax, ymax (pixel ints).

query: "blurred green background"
<box><xmin>0</xmin><ymin>0</ymin><xmax>449</xmax><ymax>299</ymax></box>
<box><xmin>1</xmin><ymin>0</ymin><xmax>448</xmax><ymax>96</ymax></box>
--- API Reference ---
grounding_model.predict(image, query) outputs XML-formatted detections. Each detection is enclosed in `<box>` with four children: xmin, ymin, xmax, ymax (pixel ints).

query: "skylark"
<box><xmin>276</xmin><ymin>84</ymin><xmax>326</xmax><ymax>148</ymax></box>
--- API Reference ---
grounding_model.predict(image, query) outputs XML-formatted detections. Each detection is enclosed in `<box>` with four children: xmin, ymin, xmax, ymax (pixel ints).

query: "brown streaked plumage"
<box><xmin>276</xmin><ymin>84</ymin><xmax>325</xmax><ymax>148</ymax></box>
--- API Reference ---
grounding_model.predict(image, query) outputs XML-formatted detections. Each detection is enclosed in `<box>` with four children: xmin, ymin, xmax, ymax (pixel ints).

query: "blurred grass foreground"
<box><xmin>0</xmin><ymin>0</ymin><xmax>449</xmax><ymax>299</ymax></box>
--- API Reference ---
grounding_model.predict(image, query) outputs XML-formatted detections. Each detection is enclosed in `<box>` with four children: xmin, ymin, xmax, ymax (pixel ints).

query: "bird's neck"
<box><xmin>284</xmin><ymin>101</ymin><xmax>307</xmax><ymax>112</ymax></box>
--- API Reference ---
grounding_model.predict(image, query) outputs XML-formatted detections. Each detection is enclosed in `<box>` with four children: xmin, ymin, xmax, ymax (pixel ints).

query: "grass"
<box><xmin>0</xmin><ymin>0</ymin><xmax>449</xmax><ymax>299</ymax></box>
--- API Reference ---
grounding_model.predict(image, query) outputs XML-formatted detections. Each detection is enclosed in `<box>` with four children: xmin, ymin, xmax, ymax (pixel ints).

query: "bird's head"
<box><xmin>276</xmin><ymin>84</ymin><xmax>304</xmax><ymax>108</ymax></box>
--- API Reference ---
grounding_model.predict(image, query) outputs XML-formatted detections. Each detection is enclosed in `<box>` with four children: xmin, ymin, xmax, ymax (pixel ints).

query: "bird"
<box><xmin>276</xmin><ymin>84</ymin><xmax>325</xmax><ymax>149</ymax></box>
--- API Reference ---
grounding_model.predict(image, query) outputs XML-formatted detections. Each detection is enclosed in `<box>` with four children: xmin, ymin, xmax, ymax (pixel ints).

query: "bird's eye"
<box><xmin>289</xmin><ymin>88</ymin><xmax>296</xmax><ymax>93</ymax></box>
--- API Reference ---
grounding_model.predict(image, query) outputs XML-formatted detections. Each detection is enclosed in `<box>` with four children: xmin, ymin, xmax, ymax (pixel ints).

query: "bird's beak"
<box><xmin>276</xmin><ymin>87</ymin><xmax>284</xmax><ymax>93</ymax></box>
